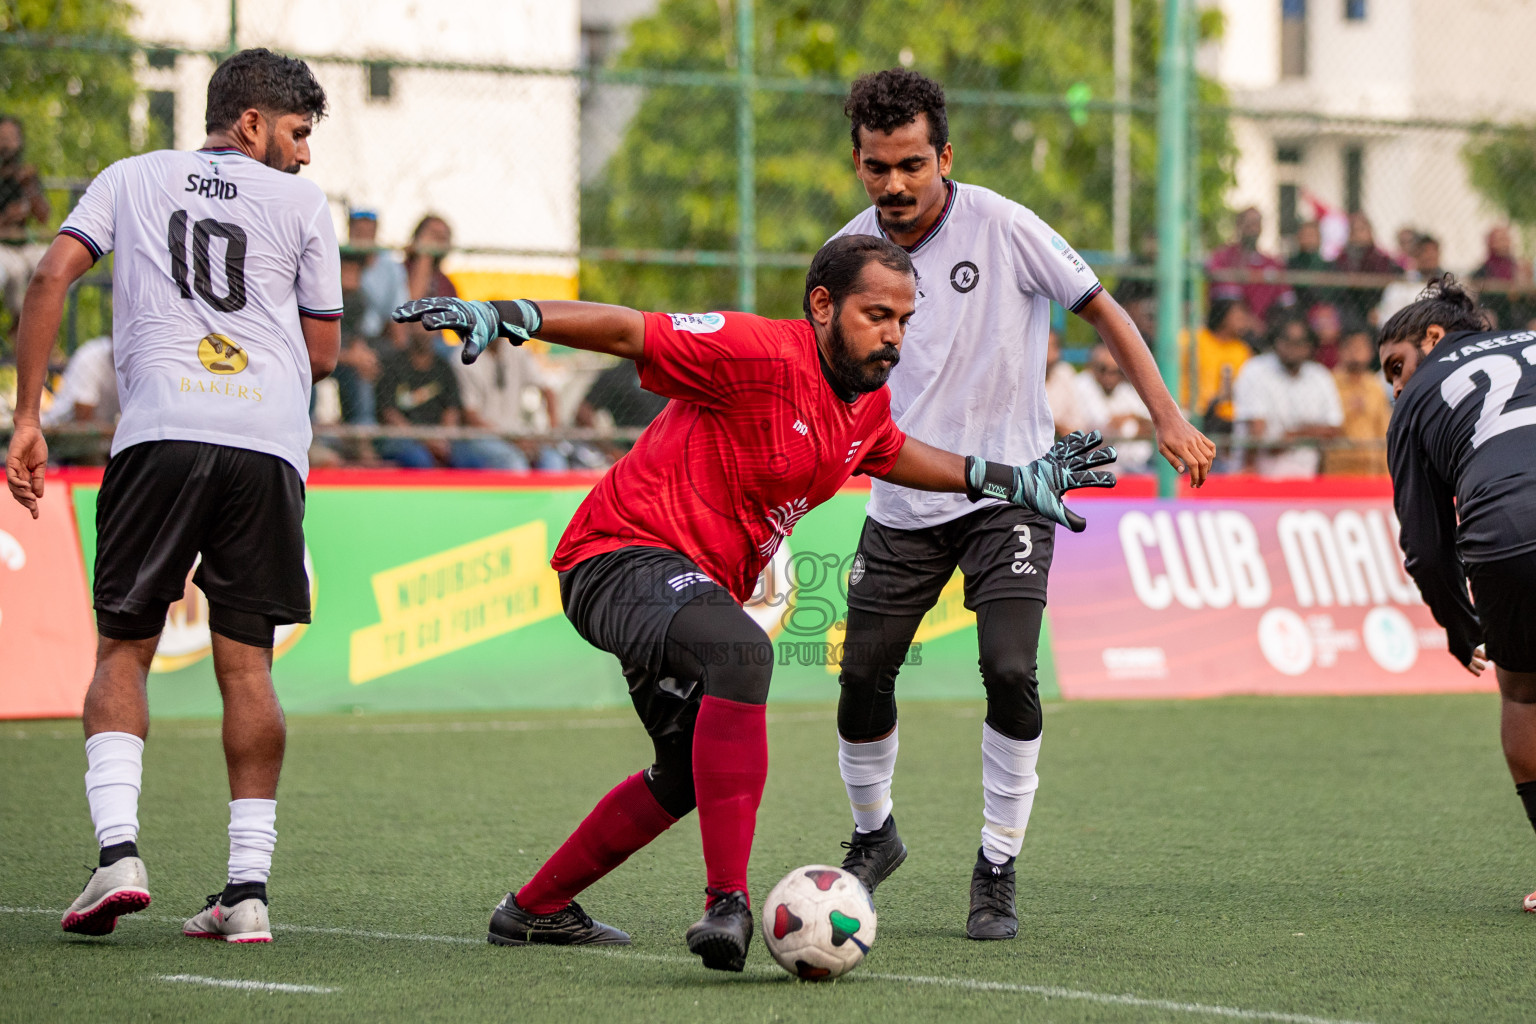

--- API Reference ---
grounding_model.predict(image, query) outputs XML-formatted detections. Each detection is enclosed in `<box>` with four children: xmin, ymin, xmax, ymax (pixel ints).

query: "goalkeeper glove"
<box><xmin>392</xmin><ymin>297</ymin><xmax>543</xmax><ymax>364</ymax></box>
<box><xmin>965</xmin><ymin>430</ymin><xmax>1117</xmax><ymax>533</ymax></box>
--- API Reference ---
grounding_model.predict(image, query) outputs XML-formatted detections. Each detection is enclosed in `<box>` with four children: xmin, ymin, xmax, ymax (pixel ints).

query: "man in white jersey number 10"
<box><xmin>827</xmin><ymin>71</ymin><xmax>1215</xmax><ymax>939</ymax></box>
<box><xmin>5</xmin><ymin>49</ymin><xmax>341</xmax><ymax>943</ymax></box>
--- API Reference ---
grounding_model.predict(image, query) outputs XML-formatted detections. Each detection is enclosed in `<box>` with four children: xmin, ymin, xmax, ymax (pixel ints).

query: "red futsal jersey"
<box><xmin>551</xmin><ymin>311</ymin><xmax>908</xmax><ymax>602</ymax></box>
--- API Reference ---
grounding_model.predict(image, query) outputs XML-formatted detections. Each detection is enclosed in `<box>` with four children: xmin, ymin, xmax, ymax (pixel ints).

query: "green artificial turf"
<box><xmin>3</xmin><ymin>694</ymin><xmax>1534</xmax><ymax>1023</ymax></box>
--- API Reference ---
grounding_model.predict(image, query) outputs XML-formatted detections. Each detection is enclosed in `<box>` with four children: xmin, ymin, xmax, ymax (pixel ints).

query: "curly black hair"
<box><xmin>205</xmin><ymin>48</ymin><xmax>328</xmax><ymax>133</ymax></box>
<box><xmin>844</xmin><ymin>69</ymin><xmax>948</xmax><ymax>152</ymax></box>
<box><xmin>1378</xmin><ymin>273</ymin><xmax>1492</xmax><ymax>347</ymax></box>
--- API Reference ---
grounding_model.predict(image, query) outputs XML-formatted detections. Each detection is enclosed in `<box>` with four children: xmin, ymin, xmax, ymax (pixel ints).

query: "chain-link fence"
<box><xmin>6</xmin><ymin>0</ymin><xmax>1536</xmax><ymax>474</ymax></box>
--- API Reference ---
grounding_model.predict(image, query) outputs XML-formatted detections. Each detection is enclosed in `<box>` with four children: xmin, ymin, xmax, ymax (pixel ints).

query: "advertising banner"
<box><xmin>0</xmin><ymin>485</ymin><xmax>97</xmax><ymax>718</ymax></box>
<box><xmin>1048</xmin><ymin>500</ymin><xmax>1492</xmax><ymax>699</ymax></box>
<box><xmin>65</xmin><ymin>482</ymin><xmax>1014</xmax><ymax>718</ymax></box>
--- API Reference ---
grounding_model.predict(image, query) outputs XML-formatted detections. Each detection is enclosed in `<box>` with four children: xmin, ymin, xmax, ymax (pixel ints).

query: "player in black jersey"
<box><xmin>1379</xmin><ymin>275</ymin><xmax>1536</xmax><ymax>910</ymax></box>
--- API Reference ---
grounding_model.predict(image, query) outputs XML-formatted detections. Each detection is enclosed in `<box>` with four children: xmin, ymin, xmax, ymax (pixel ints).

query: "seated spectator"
<box><xmin>333</xmin><ymin>253</ymin><xmax>381</xmax><ymax>425</ymax></box>
<box><xmin>1331</xmin><ymin>212</ymin><xmax>1400</xmax><ymax>327</ymax></box>
<box><xmin>1308</xmin><ymin>302</ymin><xmax>1343</xmax><ymax>369</ymax></box>
<box><xmin>1043</xmin><ymin>328</ymin><xmax>1083</xmax><ymax>438</ymax></box>
<box><xmin>40</xmin><ymin>335</ymin><xmax>117</xmax><ymax>428</ymax></box>
<box><xmin>404</xmin><ymin>214</ymin><xmax>457</xmax><ymax>356</ymax></box>
<box><xmin>346</xmin><ymin>209</ymin><xmax>407</xmax><ymax>348</ymax></box>
<box><xmin>1233</xmin><ymin>317</ymin><xmax>1343</xmax><ymax>479</ymax></box>
<box><xmin>1472</xmin><ymin>225</ymin><xmax>1529</xmax><ymax>330</ymax></box>
<box><xmin>577</xmin><ymin>359</ymin><xmax>669</xmax><ymax>430</ymax></box>
<box><xmin>1074</xmin><ymin>343</ymin><xmax>1153</xmax><ymax>473</ymax></box>
<box><xmin>1180</xmin><ymin>297</ymin><xmax>1254</xmax><ymax>435</ymax></box>
<box><xmin>1394</xmin><ymin>226</ymin><xmax>1421</xmax><ymax>270</ymax></box>
<box><xmin>374</xmin><ymin>331</ymin><xmax>522</xmax><ymax>469</ymax></box>
<box><xmin>1287</xmin><ymin>220</ymin><xmax>1331</xmax><ymax>313</ymax></box>
<box><xmin>454</xmin><ymin>336</ymin><xmax>568</xmax><ymax>470</ymax></box>
<box><xmin>0</xmin><ymin>116</ymin><xmax>52</xmax><ymax>334</ymax></box>
<box><xmin>1207</xmin><ymin>206</ymin><xmax>1295</xmax><ymax>324</ymax></box>
<box><xmin>1378</xmin><ymin>234</ymin><xmax>1445</xmax><ymax>324</ymax></box>
<box><xmin>1324</xmin><ymin>327</ymin><xmax>1390</xmax><ymax>477</ymax></box>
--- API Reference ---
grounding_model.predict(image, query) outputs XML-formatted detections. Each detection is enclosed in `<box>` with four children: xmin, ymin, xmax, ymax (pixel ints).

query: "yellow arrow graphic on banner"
<box><xmin>348</xmin><ymin>522</ymin><xmax>561</xmax><ymax>684</ymax></box>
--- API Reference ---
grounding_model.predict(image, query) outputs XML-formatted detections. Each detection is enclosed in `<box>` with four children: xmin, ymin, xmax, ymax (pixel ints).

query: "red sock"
<box><xmin>692</xmin><ymin>695</ymin><xmax>769</xmax><ymax>903</ymax></box>
<box><xmin>516</xmin><ymin>772</ymin><xmax>678</xmax><ymax>914</ymax></box>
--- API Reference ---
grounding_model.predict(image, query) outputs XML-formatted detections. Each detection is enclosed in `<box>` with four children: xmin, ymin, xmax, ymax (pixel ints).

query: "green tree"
<box><xmin>581</xmin><ymin>0</ymin><xmax>1235</xmax><ymax>317</ymax></box>
<box><xmin>1464</xmin><ymin>126</ymin><xmax>1536</xmax><ymax>232</ymax></box>
<box><xmin>0</xmin><ymin>0</ymin><xmax>143</xmax><ymax>192</ymax></box>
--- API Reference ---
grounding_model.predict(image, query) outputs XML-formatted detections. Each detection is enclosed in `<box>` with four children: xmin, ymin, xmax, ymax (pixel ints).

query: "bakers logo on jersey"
<box><xmin>1050</xmin><ymin>234</ymin><xmax>1090</xmax><ymax>275</ymax></box>
<box><xmin>668</xmin><ymin>312</ymin><xmax>727</xmax><ymax>334</ymax></box>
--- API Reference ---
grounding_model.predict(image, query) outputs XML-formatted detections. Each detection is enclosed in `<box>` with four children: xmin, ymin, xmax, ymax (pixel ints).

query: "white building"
<box><xmin>131</xmin><ymin>0</ymin><xmax>581</xmax><ymax>299</ymax></box>
<box><xmin>1200</xmin><ymin>0</ymin><xmax>1536</xmax><ymax>270</ymax></box>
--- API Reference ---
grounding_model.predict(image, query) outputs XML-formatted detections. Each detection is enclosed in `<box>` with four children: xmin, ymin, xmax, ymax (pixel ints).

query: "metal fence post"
<box><xmin>1154</xmin><ymin>0</ymin><xmax>1188</xmax><ymax>499</ymax></box>
<box><xmin>735</xmin><ymin>0</ymin><xmax>757</xmax><ymax>313</ymax></box>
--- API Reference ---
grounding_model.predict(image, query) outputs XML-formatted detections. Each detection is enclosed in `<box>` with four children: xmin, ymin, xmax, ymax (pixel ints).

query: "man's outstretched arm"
<box><xmin>394</xmin><ymin>297</ymin><xmax>645</xmax><ymax>362</ymax></box>
<box><xmin>877</xmin><ymin>431</ymin><xmax>1118</xmax><ymax>534</ymax></box>
<box><xmin>6</xmin><ymin>235</ymin><xmax>96</xmax><ymax>518</ymax></box>
<box><xmin>1077</xmin><ymin>290</ymin><xmax>1216</xmax><ymax>486</ymax></box>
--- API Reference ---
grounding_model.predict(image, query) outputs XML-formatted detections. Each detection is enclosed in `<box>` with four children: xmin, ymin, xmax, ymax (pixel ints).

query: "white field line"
<box><xmin>158</xmin><ymin>974</ymin><xmax>336</xmax><ymax>994</ymax></box>
<box><xmin>3</xmin><ymin>906</ymin><xmax>1374</xmax><ymax>1024</ymax></box>
<box><xmin>0</xmin><ymin>709</ymin><xmax>838</xmax><ymax>742</ymax></box>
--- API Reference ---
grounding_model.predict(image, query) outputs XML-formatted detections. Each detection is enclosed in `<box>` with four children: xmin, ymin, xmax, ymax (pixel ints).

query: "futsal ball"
<box><xmin>761</xmin><ymin>864</ymin><xmax>877</xmax><ymax>980</ymax></box>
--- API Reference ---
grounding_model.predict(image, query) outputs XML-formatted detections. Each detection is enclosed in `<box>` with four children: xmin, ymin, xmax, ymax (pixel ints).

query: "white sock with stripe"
<box><xmin>228</xmin><ymin>799</ymin><xmax>278</xmax><ymax>884</ymax></box>
<box><xmin>980</xmin><ymin>722</ymin><xmax>1040</xmax><ymax>865</ymax></box>
<box><xmin>839</xmin><ymin>726</ymin><xmax>898</xmax><ymax>833</ymax></box>
<box><xmin>84</xmin><ymin>731</ymin><xmax>144</xmax><ymax>848</ymax></box>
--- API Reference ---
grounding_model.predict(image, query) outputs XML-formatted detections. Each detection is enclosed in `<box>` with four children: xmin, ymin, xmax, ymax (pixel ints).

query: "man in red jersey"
<box><xmin>394</xmin><ymin>234</ymin><xmax>1116</xmax><ymax>973</ymax></box>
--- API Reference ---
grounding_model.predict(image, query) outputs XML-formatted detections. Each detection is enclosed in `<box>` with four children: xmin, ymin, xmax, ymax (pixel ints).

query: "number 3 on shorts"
<box><xmin>1011</xmin><ymin>523</ymin><xmax>1033</xmax><ymax>575</ymax></box>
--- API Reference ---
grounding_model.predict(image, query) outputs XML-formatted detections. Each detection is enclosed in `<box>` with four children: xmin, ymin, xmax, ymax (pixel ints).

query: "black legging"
<box><xmin>837</xmin><ymin>598</ymin><xmax>1045</xmax><ymax>743</ymax></box>
<box><xmin>641</xmin><ymin>592</ymin><xmax>772</xmax><ymax>818</ymax></box>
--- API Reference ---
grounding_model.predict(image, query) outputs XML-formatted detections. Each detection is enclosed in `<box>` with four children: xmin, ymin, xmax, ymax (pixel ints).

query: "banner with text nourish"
<box><xmin>66</xmin><ymin>485</ymin><xmax>1025</xmax><ymax>718</ymax></box>
<box><xmin>1047</xmin><ymin>500</ymin><xmax>1489</xmax><ymax>699</ymax></box>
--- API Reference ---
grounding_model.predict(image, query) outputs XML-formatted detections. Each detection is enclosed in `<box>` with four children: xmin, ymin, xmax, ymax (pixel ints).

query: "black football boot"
<box><xmin>684</xmin><ymin>887</ymin><xmax>754</xmax><ymax>972</ymax></box>
<box><xmin>839</xmin><ymin>813</ymin><xmax>908</xmax><ymax>895</ymax></box>
<box><xmin>487</xmin><ymin>892</ymin><xmax>630</xmax><ymax>946</ymax></box>
<box><xmin>966</xmin><ymin>847</ymin><xmax>1018</xmax><ymax>940</ymax></box>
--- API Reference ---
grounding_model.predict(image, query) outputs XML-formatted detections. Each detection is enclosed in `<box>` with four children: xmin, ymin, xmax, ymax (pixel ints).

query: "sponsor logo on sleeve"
<box><xmin>668</xmin><ymin>312</ymin><xmax>727</xmax><ymax>334</ymax></box>
<box><xmin>1050</xmin><ymin>234</ymin><xmax>1090</xmax><ymax>275</ymax></box>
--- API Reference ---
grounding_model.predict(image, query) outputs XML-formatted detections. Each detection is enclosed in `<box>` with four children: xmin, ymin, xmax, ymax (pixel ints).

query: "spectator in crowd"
<box><xmin>1207</xmin><ymin>205</ymin><xmax>1295</xmax><ymax>323</ymax></box>
<box><xmin>346</xmin><ymin>209</ymin><xmax>408</xmax><ymax>348</ymax></box>
<box><xmin>1331</xmin><ymin>212</ymin><xmax>1399</xmax><ymax>326</ymax></box>
<box><xmin>575</xmin><ymin>358</ymin><xmax>669</xmax><ymax>464</ymax></box>
<box><xmin>1394</xmin><ymin>225</ymin><xmax>1421</xmax><ymax>270</ymax></box>
<box><xmin>375</xmin><ymin>330</ymin><xmax>507</xmax><ymax>468</ymax></box>
<box><xmin>1074</xmin><ymin>343</ymin><xmax>1153</xmax><ymax>474</ymax></box>
<box><xmin>1287</xmin><ymin>220</ymin><xmax>1331</xmax><ymax>313</ymax></box>
<box><xmin>1181</xmin><ymin>296</ymin><xmax>1254</xmax><ymax>436</ymax></box>
<box><xmin>40</xmin><ymin>335</ymin><xmax>116</xmax><ymax>429</ymax></box>
<box><xmin>1232</xmin><ymin>316</ymin><xmax>1343</xmax><ymax>479</ymax></box>
<box><xmin>0</xmin><ymin>116</ymin><xmax>52</xmax><ymax>331</ymax></box>
<box><xmin>405</xmin><ymin>214</ymin><xmax>458</xmax><ymax>355</ymax></box>
<box><xmin>1324</xmin><ymin>327</ymin><xmax>1390</xmax><ymax>477</ymax></box>
<box><xmin>1378</xmin><ymin>233</ymin><xmax>1445</xmax><ymax>323</ymax></box>
<box><xmin>1043</xmin><ymin>327</ymin><xmax>1083</xmax><ymax>438</ymax></box>
<box><xmin>333</xmin><ymin>253</ymin><xmax>382</xmax><ymax>425</ymax></box>
<box><xmin>454</xmin><ymin>336</ymin><xmax>568</xmax><ymax>470</ymax></box>
<box><xmin>1472</xmin><ymin>225</ymin><xmax>1528</xmax><ymax>329</ymax></box>
<box><xmin>1308</xmin><ymin>302</ymin><xmax>1343</xmax><ymax>369</ymax></box>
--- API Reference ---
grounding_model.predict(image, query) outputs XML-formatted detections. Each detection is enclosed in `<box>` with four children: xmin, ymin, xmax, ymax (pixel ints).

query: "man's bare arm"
<box><xmin>1077</xmin><ymin>290</ymin><xmax>1216</xmax><ymax>485</ymax></box>
<box><xmin>300</xmin><ymin>316</ymin><xmax>340</xmax><ymax>383</ymax></box>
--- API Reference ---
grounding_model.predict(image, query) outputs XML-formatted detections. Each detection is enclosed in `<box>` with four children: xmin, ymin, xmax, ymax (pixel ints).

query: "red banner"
<box><xmin>1049</xmin><ymin>500</ymin><xmax>1492</xmax><ymax>699</ymax></box>
<box><xmin>0</xmin><ymin>484</ymin><xmax>97</xmax><ymax>718</ymax></box>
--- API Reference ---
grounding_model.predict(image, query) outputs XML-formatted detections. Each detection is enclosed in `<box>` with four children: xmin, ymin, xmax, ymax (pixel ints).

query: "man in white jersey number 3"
<box><xmin>5</xmin><ymin>49</ymin><xmax>341</xmax><ymax>942</ymax></box>
<box><xmin>829</xmin><ymin>71</ymin><xmax>1215</xmax><ymax>939</ymax></box>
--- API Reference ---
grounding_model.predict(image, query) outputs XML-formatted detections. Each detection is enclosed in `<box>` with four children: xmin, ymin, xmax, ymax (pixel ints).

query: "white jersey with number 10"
<box><xmin>59</xmin><ymin>147</ymin><xmax>342</xmax><ymax>478</ymax></box>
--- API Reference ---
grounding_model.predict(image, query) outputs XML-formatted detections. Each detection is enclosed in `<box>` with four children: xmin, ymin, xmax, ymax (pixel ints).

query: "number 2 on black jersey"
<box><xmin>1440</xmin><ymin>346</ymin><xmax>1536</xmax><ymax>447</ymax></box>
<box><xmin>167</xmin><ymin>210</ymin><xmax>248</xmax><ymax>313</ymax></box>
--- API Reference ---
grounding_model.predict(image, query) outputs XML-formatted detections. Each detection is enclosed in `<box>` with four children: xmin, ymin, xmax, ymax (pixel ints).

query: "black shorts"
<box><xmin>844</xmin><ymin>504</ymin><xmax>1055</xmax><ymax>616</ymax></box>
<box><xmin>559</xmin><ymin>546</ymin><xmax>735</xmax><ymax>740</ymax></box>
<box><xmin>1468</xmin><ymin>551</ymin><xmax>1536</xmax><ymax>673</ymax></box>
<box><xmin>93</xmin><ymin>441</ymin><xmax>309</xmax><ymax>647</ymax></box>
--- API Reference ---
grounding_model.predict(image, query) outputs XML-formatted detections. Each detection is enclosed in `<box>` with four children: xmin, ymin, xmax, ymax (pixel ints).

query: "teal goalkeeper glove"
<box><xmin>391</xmin><ymin>297</ymin><xmax>543</xmax><ymax>364</ymax></box>
<box><xmin>965</xmin><ymin>430</ymin><xmax>1117</xmax><ymax>533</ymax></box>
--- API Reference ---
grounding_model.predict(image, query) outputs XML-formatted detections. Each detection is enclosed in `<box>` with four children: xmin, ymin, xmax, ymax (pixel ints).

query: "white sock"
<box><xmin>839</xmin><ymin>726</ymin><xmax>898</xmax><ymax>833</ymax></box>
<box><xmin>980</xmin><ymin>722</ymin><xmax>1041</xmax><ymax>865</ymax></box>
<box><xmin>228</xmin><ymin>799</ymin><xmax>278</xmax><ymax>884</ymax></box>
<box><xmin>84</xmin><ymin>731</ymin><xmax>144</xmax><ymax>848</ymax></box>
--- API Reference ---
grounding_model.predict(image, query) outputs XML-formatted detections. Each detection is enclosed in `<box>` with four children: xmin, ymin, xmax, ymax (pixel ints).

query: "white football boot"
<box><xmin>183</xmin><ymin>893</ymin><xmax>273</xmax><ymax>943</ymax></box>
<box><xmin>61</xmin><ymin>856</ymin><xmax>151</xmax><ymax>935</ymax></box>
